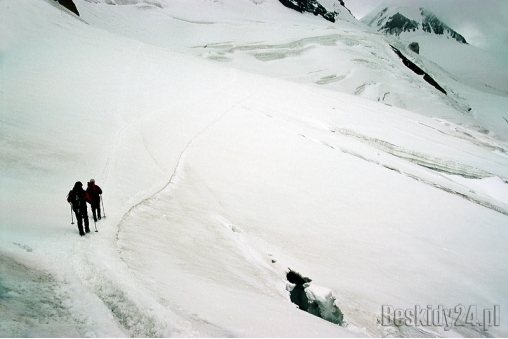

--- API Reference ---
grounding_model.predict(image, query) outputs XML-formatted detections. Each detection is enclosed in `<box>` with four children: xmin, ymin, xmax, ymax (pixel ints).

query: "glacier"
<box><xmin>1</xmin><ymin>0</ymin><xmax>508</xmax><ymax>337</ymax></box>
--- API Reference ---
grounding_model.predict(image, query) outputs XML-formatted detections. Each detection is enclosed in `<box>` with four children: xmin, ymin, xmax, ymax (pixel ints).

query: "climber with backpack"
<box><xmin>67</xmin><ymin>181</ymin><xmax>92</xmax><ymax>236</ymax></box>
<box><xmin>86</xmin><ymin>179</ymin><xmax>103</xmax><ymax>222</ymax></box>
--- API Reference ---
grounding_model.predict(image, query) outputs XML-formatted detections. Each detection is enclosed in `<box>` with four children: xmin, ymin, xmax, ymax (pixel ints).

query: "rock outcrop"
<box><xmin>408</xmin><ymin>42</ymin><xmax>420</xmax><ymax>54</ymax></box>
<box><xmin>391</xmin><ymin>45</ymin><xmax>447</xmax><ymax>95</ymax></box>
<box><xmin>278</xmin><ymin>0</ymin><xmax>350</xmax><ymax>23</ymax></box>
<box><xmin>55</xmin><ymin>0</ymin><xmax>80</xmax><ymax>16</ymax></box>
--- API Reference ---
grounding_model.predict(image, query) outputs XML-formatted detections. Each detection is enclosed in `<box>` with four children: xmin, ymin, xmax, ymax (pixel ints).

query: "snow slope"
<box><xmin>1</xmin><ymin>0</ymin><xmax>508</xmax><ymax>337</ymax></box>
<box><xmin>75</xmin><ymin>0</ymin><xmax>508</xmax><ymax>142</ymax></box>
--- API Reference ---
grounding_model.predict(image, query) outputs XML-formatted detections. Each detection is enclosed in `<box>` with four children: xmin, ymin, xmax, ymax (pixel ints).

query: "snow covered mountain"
<box><xmin>1</xmin><ymin>0</ymin><xmax>508</xmax><ymax>337</ymax></box>
<box><xmin>359</xmin><ymin>2</ymin><xmax>508</xmax><ymax>111</ymax></box>
<box><xmin>362</xmin><ymin>5</ymin><xmax>467</xmax><ymax>43</ymax></box>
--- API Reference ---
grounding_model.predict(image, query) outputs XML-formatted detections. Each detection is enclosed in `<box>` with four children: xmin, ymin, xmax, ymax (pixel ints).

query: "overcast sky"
<box><xmin>345</xmin><ymin>0</ymin><xmax>508</xmax><ymax>56</ymax></box>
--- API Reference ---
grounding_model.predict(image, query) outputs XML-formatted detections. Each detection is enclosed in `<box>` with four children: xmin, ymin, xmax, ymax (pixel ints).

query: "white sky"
<box><xmin>345</xmin><ymin>0</ymin><xmax>508</xmax><ymax>57</ymax></box>
<box><xmin>345</xmin><ymin>0</ymin><xmax>380</xmax><ymax>18</ymax></box>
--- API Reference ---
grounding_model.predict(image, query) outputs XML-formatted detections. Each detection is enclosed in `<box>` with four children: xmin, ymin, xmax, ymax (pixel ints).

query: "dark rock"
<box><xmin>287</xmin><ymin>270</ymin><xmax>312</xmax><ymax>311</ymax></box>
<box><xmin>286</xmin><ymin>269</ymin><xmax>344</xmax><ymax>325</ymax></box>
<box><xmin>287</xmin><ymin>270</ymin><xmax>312</xmax><ymax>285</ymax></box>
<box><xmin>382</xmin><ymin>12</ymin><xmax>419</xmax><ymax>36</ymax></box>
<box><xmin>420</xmin><ymin>8</ymin><xmax>467</xmax><ymax>43</ymax></box>
<box><xmin>365</xmin><ymin>7</ymin><xmax>467</xmax><ymax>44</ymax></box>
<box><xmin>408</xmin><ymin>42</ymin><xmax>419</xmax><ymax>54</ymax></box>
<box><xmin>391</xmin><ymin>45</ymin><xmax>447</xmax><ymax>95</ymax></box>
<box><xmin>290</xmin><ymin>284</ymin><xmax>310</xmax><ymax>311</ymax></box>
<box><xmin>54</xmin><ymin>0</ymin><xmax>79</xmax><ymax>16</ymax></box>
<box><xmin>278</xmin><ymin>0</ymin><xmax>341</xmax><ymax>23</ymax></box>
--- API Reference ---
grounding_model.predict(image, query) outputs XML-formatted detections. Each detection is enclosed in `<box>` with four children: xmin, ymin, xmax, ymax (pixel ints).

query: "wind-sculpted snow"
<box><xmin>0</xmin><ymin>255</ymin><xmax>79</xmax><ymax>337</ymax></box>
<box><xmin>0</xmin><ymin>252</ymin><xmax>124</xmax><ymax>337</ymax></box>
<box><xmin>202</xmin><ymin>34</ymin><xmax>351</xmax><ymax>62</ymax></box>
<box><xmin>197</xmin><ymin>32</ymin><xmax>499</xmax><ymax>137</ymax></box>
<box><xmin>72</xmin><ymin>248</ymin><xmax>184</xmax><ymax>337</ymax></box>
<box><xmin>331</xmin><ymin>128</ymin><xmax>508</xmax><ymax>216</ymax></box>
<box><xmin>115</xmin><ymin>81</ymin><xmax>508</xmax><ymax>336</ymax></box>
<box><xmin>76</xmin><ymin>0</ymin><xmax>508</xmax><ymax>140</ymax></box>
<box><xmin>334</xmin><ymin>129</ymin><xmax>492</xmax><ymax>179</ymax></box>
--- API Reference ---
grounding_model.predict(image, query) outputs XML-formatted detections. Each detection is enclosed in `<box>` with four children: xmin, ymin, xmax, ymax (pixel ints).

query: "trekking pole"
<box><xmin>70</xmin><ymin>205</ymin><xmax>75</xmax><ymax>225</ymax></box>
<box><xmin>100</xmin><ymin>194</ymin><xmax>106</xmax><ymax>218</ymax></box>
<box><xmin>90</xmin><ymin>205</ymin><xmax>98</xmax><ymax>233</ymax></box>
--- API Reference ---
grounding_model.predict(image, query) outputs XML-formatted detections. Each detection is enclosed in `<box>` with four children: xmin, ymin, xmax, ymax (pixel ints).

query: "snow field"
<box><xmin>77</xmin><ymin>0</ymin><xmax>508</xmax><ymax>143</ymax></box>
<box><xmin>1</xmin><ymin>0</ymin><xmax>508</xmax><ymax>337</ymax></box>
<box><xmin>120</xmin><ymin>83</ymin><xmax>508</xmax><ymax>336</ymax></box>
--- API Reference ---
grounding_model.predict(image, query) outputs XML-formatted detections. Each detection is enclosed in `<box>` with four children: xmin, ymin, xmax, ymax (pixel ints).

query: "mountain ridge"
<box><xmin>363</xmin><ymin>5</ymin><xmax>467</xmax><ymax>44</ymax></box>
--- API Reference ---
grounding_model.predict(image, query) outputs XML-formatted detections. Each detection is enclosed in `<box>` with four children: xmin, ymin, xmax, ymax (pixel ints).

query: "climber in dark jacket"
<box><xmin>86</xmin><ymin>179</ymin><xmax>103</xmax><ymax>222</ymax></box>
<box><xmin>67</xmin><ymin>181</ymin><xmax>92</xmax><ymax>236</ymax></box>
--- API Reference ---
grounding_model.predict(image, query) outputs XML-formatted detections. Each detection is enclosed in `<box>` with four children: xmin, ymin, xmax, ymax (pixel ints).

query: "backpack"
<box><xmin>69</xmin><ymin>188</ymin><xmax>85</xmax><ymax>212</ymax></box>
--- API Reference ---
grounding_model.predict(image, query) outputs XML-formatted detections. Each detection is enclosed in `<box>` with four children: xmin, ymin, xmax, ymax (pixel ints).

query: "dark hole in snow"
<box><xmin>286</xmin><ymin>269</ymin><xmax>344</xmax><ymax>325</ymax></box>
<box><xmin>408</xmin><ymin>42</ymin><xmax>420</xmax><ymax>54</ymax></box>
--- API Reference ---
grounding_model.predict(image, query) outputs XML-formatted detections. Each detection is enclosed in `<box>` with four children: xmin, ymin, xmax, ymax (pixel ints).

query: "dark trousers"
<box><xmin>74</xmin><ymin>208</ymin><xmax>90</xmax><ymax>235</ymax></box>
<box><xmin>91</xmin><ymin>202</ymin><xmax>101</xmax><ymax>222</ymax></box>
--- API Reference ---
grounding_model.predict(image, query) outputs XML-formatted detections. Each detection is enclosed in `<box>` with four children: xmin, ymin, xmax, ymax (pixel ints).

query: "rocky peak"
<box><xmin>363</xmin><ymin>6</ymin><xmax>467</xmax><ymax>44</ymax></box>
<box><xmin>419</xmin><ymin>8</ymin><xmax>467</xmax><ymax>43</ymax></box>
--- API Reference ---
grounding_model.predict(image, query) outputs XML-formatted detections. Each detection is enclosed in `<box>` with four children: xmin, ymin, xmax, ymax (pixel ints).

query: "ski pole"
<box><xmin>89</xmin><ymin>205</ymin><xmax>98</xmax><ymax>233</ymax></box>
<box><xmin>70</xmin><ymin>205</ymin><xmax>74</xmax><ymax>225</ymax></box>
<box><xmin>100</xmin><ymin>194</ymin><xmax>106</xmax><ymax>218</ymax></box>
